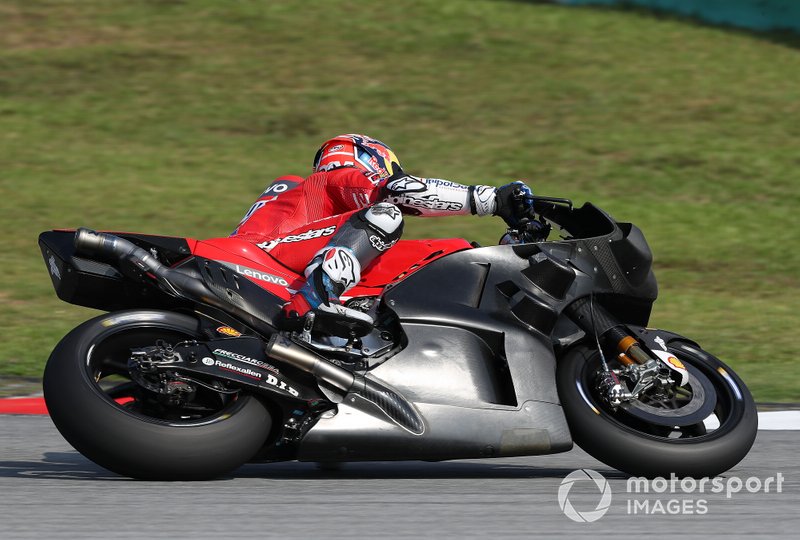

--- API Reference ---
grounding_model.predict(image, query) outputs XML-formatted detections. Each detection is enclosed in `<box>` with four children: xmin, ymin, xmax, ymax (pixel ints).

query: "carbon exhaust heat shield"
<box><xmin>266</xmin><ymin>335</ymin><xmax>424</xmax><ymax>434</ymax></box>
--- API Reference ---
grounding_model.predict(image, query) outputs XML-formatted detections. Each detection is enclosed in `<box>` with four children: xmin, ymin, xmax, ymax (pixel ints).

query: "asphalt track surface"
<box><xmin>1</xmin><ymin>415</ymin><xmax>797</xmax><ymax>539</ymax></box>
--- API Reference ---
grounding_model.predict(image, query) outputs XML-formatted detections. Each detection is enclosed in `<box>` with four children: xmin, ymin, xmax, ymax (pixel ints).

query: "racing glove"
<box><xmin>494</xmin><ymin>181</ymin><xmax>534</xmax><ymax>227</ymax></box>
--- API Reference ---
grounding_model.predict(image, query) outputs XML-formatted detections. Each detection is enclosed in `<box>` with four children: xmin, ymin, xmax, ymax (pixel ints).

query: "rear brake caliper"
<box><xmin>128</xmin><ymin>341</ymin><xmax>196</xmax><ymax>404</ymax></box>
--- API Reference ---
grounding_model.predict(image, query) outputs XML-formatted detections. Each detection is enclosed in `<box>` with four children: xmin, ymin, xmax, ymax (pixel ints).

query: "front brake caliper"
<box><xmin>596</xmin><ymin>371</ymin><xmax>633</xmax><ymax>407</ymax></box>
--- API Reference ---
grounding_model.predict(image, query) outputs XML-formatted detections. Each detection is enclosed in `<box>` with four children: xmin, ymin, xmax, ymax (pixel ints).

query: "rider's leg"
<box><xmin>281</xmin><ymin>202</ymin><xmax>404</xmax><ymax>331</ymax></box>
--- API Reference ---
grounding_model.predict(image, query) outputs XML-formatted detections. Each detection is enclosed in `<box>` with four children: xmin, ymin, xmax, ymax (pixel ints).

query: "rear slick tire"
<box><xmin>557</xmin><ymin>342</ymin><xmax>757</xmax><ymax>478</ymax></box>
<box><xmin>43</xmin><ymin>310</ymin><xmax>272</xmax><ymax>480</ymax></box>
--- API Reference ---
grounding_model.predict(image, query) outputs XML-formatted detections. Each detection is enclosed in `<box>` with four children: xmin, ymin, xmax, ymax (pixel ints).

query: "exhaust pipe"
<box><xmin>266</xmin><ymin>334</ymin><xmax>354</xmax><ymax>392</ymax></box>
<box><xmin>74</xmin><ymin>228</ymin><xmax>201</xmax><ymax>299</ymax></box>
<box><xmin>77</xmin><ymin>229</ymin><xmax>424</xmax><ymax>434</ymax></box>
<box><xmin>266</xmin><ymin>334</ymin><xmax>424</xmax><ymax>434</ymax></box>
<box><xmin>73</xmin><ymin>228</ymin><xmax>278</xmax><ymax>334</ymax></box>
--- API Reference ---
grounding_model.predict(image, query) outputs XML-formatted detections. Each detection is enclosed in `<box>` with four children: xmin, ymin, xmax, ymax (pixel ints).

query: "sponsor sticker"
<box><xmin>48</xmin><ymin>255</ymin><xmax>61</xmax><ymax>281</ymax></box>
<box><xmin>213</xmin><ymin>348</ymin><xmax>279</xmax><ymax>374</ymax></box>
<box><xmin>264</xmin><ymin>372</ymin><xmax>300</xmax><ymax>397</ymax></box>
<box><xmin>667</xmin><ymin>356</ymin><xmax>686</xmax><ymax>370</ymax></box>
<box><xmin>389</xmin><ymin>194</ymin><xmax>463</xmax><ymax>212</ymax></box>
<box><xmin>208</xmin><ymin>351</ymin><xmax>299</xmax><ymax>396</ymax></box>
<box><xmin>212</xmin><ymin>359</ymin><xmax>262</xmax><ymax>380</ymax></box>
<box><xmin>318</xmin><ymin>160</ymin><xmax>355</xmax><ymax>172</ymax></box>
<box><xmin>260</xmin><ymin>180</ymin><xmax>298</xmax><ymax>197</ymax></box>
<box><xmin>256</xmin><ymin>225</ymin><xmax>337</xmax><ymax>252</ymax></box>
<box><xmin>370</xmin><ymin>202</ymin><xmax>401</xmax><ymax>219</ymax></box>
<box><xmin>369</xmin><ymin>234</ymin><xmax>397</xmax><ymax>252</ymax></box>
<box><xmin>386</xmin><ymin>176</ymin><xmax>426</xmax><ymax>193</ymax></box>
<box><xmin>216</xmin><ymin>326</ymin><xmax>242</xmax><ymax>337</ymax></box>
<box><xmin>220</xmin><ymin>262</ymin><xmax>290</xmax><ymax>287</ymax></box>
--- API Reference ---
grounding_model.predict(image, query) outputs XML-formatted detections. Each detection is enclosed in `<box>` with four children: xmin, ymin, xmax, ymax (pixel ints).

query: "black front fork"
<box><xmin>565</xmin><ymin>296</ymin><xmax>648</xmax><ymax>366</ymax></box>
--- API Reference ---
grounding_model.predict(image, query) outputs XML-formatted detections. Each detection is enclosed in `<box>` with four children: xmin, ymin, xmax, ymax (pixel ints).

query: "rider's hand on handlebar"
<box><xmin>494</xmin><ymin>181</ymin><xmax>534</xmax><ymax>227</ymax></box>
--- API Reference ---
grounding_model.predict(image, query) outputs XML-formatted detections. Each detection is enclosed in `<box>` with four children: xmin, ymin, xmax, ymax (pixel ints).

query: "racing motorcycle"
<box><xmin>39</xmin><ymin>196</ymin><xmax>757</xmax><ymax>480</ymax></box>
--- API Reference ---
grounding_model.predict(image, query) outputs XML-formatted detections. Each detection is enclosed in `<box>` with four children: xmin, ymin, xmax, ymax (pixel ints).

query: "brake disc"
<box><xmin>619</xmin><ymin>363</ymin><xmax>717</xmax><ymax>427</ymax></box>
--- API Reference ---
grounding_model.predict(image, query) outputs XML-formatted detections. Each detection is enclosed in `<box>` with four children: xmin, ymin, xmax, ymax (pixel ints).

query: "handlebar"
<box><xmin>500</xmin><ymin>194</ymin><xmax>574</xmax><ymax>245</ymax></box>
<box><xmin>526</xmin><ymin>195</ymin><xmax>573</xmax><ymax>212</ymax></box>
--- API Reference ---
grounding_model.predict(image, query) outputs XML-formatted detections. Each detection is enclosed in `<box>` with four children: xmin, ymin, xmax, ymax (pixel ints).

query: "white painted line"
<box><xmin>757</xmin><ymin>411</ymin><xmax>800</xmax><ymax>430</ymax></box>
<box><xmin>705</xmin><ymin>412</ymin><xmax>800</xmax><ymax>431</ymax></box>
<box><xmin>2</xmin><ymin>396</ymin><xmax>799</xmax><ymax>429</ymax></box>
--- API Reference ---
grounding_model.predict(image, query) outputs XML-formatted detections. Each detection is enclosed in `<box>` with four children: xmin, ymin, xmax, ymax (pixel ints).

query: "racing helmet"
<box><xmin>313</xmin><ymin>134</ymin><xmax>401</xmax><ymax>183</ymax></box>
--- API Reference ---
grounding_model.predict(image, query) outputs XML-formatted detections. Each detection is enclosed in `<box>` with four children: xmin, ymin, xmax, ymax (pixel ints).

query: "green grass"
<box><xmin>1</xmin><ymin>0</ymin><xmax>798</xmax><ymax>400</ymax></box>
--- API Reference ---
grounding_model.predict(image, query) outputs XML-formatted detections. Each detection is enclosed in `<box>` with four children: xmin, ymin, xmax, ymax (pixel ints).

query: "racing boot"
<box><xmin>281</xmin><ymin>246</ymin><xmax>374</xmax><ymax>337</ymax></box>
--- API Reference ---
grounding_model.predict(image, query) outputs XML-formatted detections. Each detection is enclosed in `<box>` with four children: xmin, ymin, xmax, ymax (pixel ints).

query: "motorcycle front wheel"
<box><xmin>43</xmin><ymin>309</ymin><xmax>272</xmax><ymax>480</ymax></box>
<box><xmin>557</xmin><ymin>340</ymin><xmax>757</xmax><ymax>478</ymax></box>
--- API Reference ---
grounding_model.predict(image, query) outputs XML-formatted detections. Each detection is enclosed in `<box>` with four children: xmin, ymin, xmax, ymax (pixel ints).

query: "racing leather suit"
<box><xmin>232</xmin><ymin>167</ymin><xmax>499</xmax><ymax>331</ymax></box>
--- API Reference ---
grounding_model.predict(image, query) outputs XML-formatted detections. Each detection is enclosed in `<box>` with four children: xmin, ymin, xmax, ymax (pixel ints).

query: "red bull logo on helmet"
<box><xmin>315</xmin><ymin>134</ymin><xmax>399</xmax><ymax>184</ymax></box>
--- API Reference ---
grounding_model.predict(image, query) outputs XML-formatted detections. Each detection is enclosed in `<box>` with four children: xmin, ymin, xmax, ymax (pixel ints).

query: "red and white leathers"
<box><xmin>232</xmin><ymin>167</ymin><xmax>499</xmax><ymax>330</ymax></box>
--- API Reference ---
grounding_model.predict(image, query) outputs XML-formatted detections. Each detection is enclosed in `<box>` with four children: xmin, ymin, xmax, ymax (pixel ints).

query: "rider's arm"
<box><xmin>324</xmin><ymin>167</ymin><xmax>384</xmax><ymax>211</ymax></box>
<box><xmin>380</xmin><ymin>174</ymin><xmax>498</xmax><ymax>218</ymax></box>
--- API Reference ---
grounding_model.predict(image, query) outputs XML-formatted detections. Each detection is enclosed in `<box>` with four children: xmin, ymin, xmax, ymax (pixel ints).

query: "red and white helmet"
<box><xmin>313</xmin><ymin>134</ymin><xmax>401</xmax><ymax>184</ymax></box>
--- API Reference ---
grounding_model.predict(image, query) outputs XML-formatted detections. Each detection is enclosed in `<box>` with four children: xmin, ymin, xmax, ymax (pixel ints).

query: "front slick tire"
<box><xmin>557</xmin><ymin>342</ymin><xmax>757</xmax><ymax>478</ymax></box>
<box><xmin>43</xmin><ymin>310</ymin><xmax>272</xmax><ymax>480</ymax></box>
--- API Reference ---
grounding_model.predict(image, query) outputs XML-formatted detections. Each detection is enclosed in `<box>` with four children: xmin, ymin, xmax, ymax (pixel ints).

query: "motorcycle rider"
<box><xmin>232</xmin><ymin>134</ymin><xmax>534</xmax><ymax>336</ymax></box>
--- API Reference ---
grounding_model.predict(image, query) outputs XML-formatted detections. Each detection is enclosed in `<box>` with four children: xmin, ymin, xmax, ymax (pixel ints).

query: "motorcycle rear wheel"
<box><xmin>43</xmin><ymin>309</ymin><xmax>272</xmax><ymax>480</ymax></box>
<box><xmin>557</xmin><ymin>341</ymin><xmax>757</xmax><ymax>478</ymax></box>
